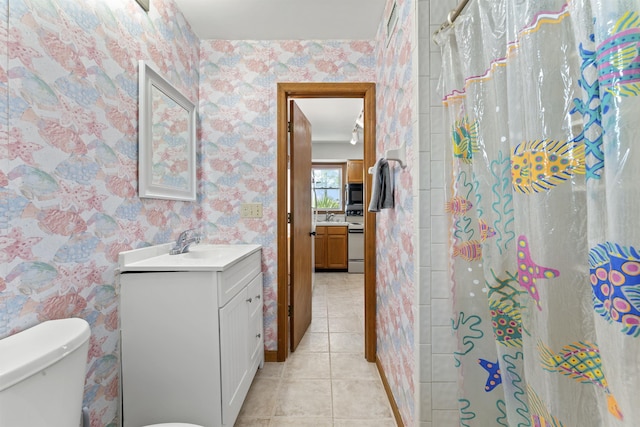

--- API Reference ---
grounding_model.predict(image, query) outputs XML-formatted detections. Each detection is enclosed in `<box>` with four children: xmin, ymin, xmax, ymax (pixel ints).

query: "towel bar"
<box><xmin>368</xmin><ymin>144</ymin><xmax>407</xmax><ymax>173</ymax></box>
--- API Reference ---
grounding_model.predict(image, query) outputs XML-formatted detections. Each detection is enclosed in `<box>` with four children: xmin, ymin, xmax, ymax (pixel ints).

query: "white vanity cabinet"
<box><xmin>118</xmin><ymin>244</ymin><xmax>263</xmax><ymax>427</ymax></box>
<box><xmin>219</xmin><ymin>272</ymin><xmax>263</xmax><ymax>425</ymax></box>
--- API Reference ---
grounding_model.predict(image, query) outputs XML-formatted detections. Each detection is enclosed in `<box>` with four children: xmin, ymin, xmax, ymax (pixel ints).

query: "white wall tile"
<box><xmin>419</xmin><ymin>189</ymin><xmax>431</xmax><ymax>227</ymax></box>
<box><xmin>419</xmin><ymin>304</ymin><xmax>432</xmax><ymax>344</ymax></box>
<box><xmin>430</xmin><ymin>49</ymin><xmax>442</xmax><ymax>78</ymax></box>
<box><xmin>431</xmin><ymin>298</ymin><xmax>453</xmax><ymax>326</ymax></box>
<box><xmin>430</xmin><ymin>130</ymin><xmax>445</xmax><ymax>161</ymax></box>
<box><xmin>419</xmin><ymin>113</ymin><xmax>431</xmax><ymax>152</ymax></box>
<box><xmin>432</xmin><ymin>325</ymin><xmax>457</xmax><ymax>353</ymax></box>
<box><xmin>430</xmin><ymin>106</ymin><xmax>444</xmax><ymax>134</ymax></box>
<box><xmin>420</xmin><ymin>151</ymin><xmax>431</xmax><ymax>190</ymax></box>
<box><xmin>429</xmin><ymin>158</ymin><xmax>444</xmax><ymax>188</ymax></box>
<box><xmin>430</xmin><ymin>243</ymin><xmax>448</xmax><ymax>271</ymax></box>
<box><xmin>432</xmin><ymin>410</ymin><xmax>460</xmax><ymax>427</ymax></box>
<box><xmin>432</xmin><ymin>382</ymin><xmax>458</xmax><ymax>409</ymax></box>
<box><xmin>430</xmin><ymin>1</ymin><xmax>451</xmax><ymax>25</ymax></box>
<box><xmin>419</xmin><ymin>40</ymin><xmax>431</xmax><ymax>77</ymax></box>
<box><xmin>430</xmin><ymin>77</ymin><xmax>441</xmax><ymax>107</ymax></box>
<box><xmin>418</xmin><ymin>1</ymin><xmax>431</xmax><ymax>40</ymax></box>
<box><xmin>430</xmin><ymin>189</ymin><xmax>444</xmax><ymax>213</ymax></box>
<box><xmin>420</xmin><ymin>267</ymin><xmax>431</xmax><ymax>304</ymax></box>
<box><xmin>420</xmin><ymin>227</ymin><xmax>431</xmax><ymax>268</ymax></box>
<box><xmin>431</xmin><ymin>215</ymin><xmax>447</xmax><ymax>244</ymax></box>
<box><xmin>419</xmin><ymin>76</ymin><xmax>431</xmax><ymax>112</ymax></box>
<box><xmin>419</xmin><ymin>344</ymin><xmax>432</xmax><ymax>382</ymax></box>
<box><xmin>420</xmin><ymin>382</ymin><xmax>433</xmax><ymax>422</ymax></box>
<box><xmin>432</xmin><ymin>354</ymin><xmax>457</xmax><ymax>382</ymax></box>
<box><xmin>431</xmin><ymin>270</ymin><xmax>451</xmax><ymax>299</ymax></box>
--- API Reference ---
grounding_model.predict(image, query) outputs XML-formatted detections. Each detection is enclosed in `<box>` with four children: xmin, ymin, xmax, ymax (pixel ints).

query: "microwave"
<box><xmin>345</xmin><ymin>183</ymin><xmax>363</xmax><ymax>210</ymax></box>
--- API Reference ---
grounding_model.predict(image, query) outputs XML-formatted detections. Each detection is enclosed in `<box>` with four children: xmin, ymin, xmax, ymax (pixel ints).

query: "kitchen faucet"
<box><xmin>325</xmin><ymin>212</ymin><xmax>334</xmax><ymax>222</ymax></box>
<box><xmin>169</xmin><ymin>228</ymin><xmax>202</xmax><ymax>255</ymax></box>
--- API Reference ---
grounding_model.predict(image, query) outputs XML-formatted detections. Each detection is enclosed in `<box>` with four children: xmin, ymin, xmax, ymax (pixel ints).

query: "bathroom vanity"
<box><xmin>118</xmin><ymin>243</ymin><xmax>263</xmax><ymax>427</ymax></box>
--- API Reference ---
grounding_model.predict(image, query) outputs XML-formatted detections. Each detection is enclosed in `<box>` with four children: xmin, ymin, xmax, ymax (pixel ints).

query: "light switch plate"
<box><xmin>241</xmin><ymin>203</ymin><xmax>263</xmax><ymax>218</ymax></box>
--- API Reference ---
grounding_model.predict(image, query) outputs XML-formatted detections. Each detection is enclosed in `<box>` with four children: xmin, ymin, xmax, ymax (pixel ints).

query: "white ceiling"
<box><xmin>171</xmin><ymin>0</ymin><xmax>386</xmax><ymax>143</ymax></box>
<box><xmin>172</xmin><ymin>0</ymin><xmax>387</xmax><ymax>40</ymax></box>
<box><xmin>293</xmin><ymin>98</ymin><xmax>364</xmax><ymax>144</ymax></box>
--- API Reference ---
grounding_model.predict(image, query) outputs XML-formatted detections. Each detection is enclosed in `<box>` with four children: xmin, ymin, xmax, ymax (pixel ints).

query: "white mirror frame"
<box><xmin>138</xmin><ymin>60</ymin><xmax>197</xmax><ymax>201</ymax></box>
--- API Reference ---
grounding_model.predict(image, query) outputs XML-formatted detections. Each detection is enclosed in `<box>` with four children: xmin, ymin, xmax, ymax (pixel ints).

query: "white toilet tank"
<box><xmin>0</xmin><ymin>318</ymin><xmax>91</xmax><ymax>427</ymax></box>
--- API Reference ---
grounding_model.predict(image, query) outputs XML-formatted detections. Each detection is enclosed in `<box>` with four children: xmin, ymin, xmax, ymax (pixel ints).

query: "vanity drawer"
<box><xmin>218</xmin><ymin>250</ymin><xmax>261</xmax><ymax>307</ymax></box>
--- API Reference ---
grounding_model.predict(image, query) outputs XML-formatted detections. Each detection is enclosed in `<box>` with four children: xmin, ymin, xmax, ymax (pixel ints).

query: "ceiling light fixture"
<box><xmin>350</xmin><ymin>127</ymin><xmax>359</xmax><ymax>145</ymax></box>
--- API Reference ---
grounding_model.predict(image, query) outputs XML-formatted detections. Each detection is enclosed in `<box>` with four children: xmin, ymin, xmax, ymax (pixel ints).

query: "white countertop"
<box><xmin>315</xmin><ymin>221</ymin><xmax>349</xmax><ymax>226</ymax></box>
<box><xmin>118</xmin><ymin>243</ymin><xmax>262</xmax><ymax>272</ymax></box>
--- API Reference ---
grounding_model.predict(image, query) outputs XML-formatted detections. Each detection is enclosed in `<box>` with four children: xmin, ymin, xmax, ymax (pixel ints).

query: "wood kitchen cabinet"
<box><xmin>347</xmin><ymin>159</ymin><xmax>364</xmax><ymax>183</ymax></box>
<box><xmin>314</xmin><ymin>225</ymin><xmax>348</xmax><ymax>270</ymax></box>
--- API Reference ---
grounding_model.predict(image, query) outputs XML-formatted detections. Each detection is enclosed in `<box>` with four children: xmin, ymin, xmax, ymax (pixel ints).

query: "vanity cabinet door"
<box><xmin>219</xmin><ymin>287</ymin><xmax>250</xmax><ymax>426</ymax></box>
<box><xmin>247</xmin><ymin>273</ymin><xmax>264</xmax><ymax>370</ymax></box>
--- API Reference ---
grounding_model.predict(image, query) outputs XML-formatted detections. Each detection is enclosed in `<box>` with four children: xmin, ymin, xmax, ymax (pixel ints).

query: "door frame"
<box><xmin>276</xmin><ymin>82</ymin><xmax>377</xmax><ymax>362</ymax></box>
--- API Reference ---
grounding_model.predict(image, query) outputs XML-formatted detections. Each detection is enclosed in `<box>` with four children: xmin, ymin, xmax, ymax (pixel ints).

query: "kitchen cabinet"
<box><xmin>347</xmin><ymin>159</ymin><xmax>364</xmax><ymax>183</ymax></box>
<box><xmin>119</xmin><ymin>244</ymin><xmax>263</xmax><ymax>427</ymax></box>
<box><xmin>314</xmin><ymin>225</ymin><xmax>348</xmax><ymax>270</ymax></box>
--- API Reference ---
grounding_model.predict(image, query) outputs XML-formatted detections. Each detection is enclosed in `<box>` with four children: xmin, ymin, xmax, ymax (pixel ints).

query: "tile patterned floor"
<box><xmin>235</xmin><ymin>273</ymin><xmax>397</xmax><ymax>426</ymax></box>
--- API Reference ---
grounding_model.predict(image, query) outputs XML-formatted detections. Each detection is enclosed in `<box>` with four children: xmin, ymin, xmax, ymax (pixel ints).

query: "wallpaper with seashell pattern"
<box><xmin>1</xmin><ymin>0</ymin><xmax>416</xmax><ymax>425</ymax></box>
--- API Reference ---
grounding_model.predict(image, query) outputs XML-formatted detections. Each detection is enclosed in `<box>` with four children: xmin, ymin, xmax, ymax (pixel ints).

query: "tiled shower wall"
<box><xmin>416</xmin><ymin>0</ymin><xmax>460</xmax><ymax>426</ymax></box>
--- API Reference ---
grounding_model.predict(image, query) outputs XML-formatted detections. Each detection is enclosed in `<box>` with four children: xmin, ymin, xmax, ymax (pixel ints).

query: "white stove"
<box><xmin>346</xmin><ymin>216</ymin><xmax>364</xmax><ymax>273</ymax></box>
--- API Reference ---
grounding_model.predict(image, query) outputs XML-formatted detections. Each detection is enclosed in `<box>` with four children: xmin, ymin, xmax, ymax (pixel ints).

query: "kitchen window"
<box><xmin>312</xmin><ymin>163</ymin><xmax>346</xmax><ymax>212</ymax></box>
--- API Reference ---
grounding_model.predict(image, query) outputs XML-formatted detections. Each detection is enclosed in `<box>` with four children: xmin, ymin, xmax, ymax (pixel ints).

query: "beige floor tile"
<box><xmin>327</xmin><ymin>301</ymin><xmax>360</xmax><ymax>317</ymax></box>
<box><xmin>328</xmin><ymin>314</ymin><xmax>363</xmax><ymax>333</ymax></box>
<box><xmin>268</xmin><ymin>417</ymin><xmax>333</xmax><ymax>426</ymax></box>
<box><xmin>239</xmin><ymin>273</ymin><xmax>401</xmax><ymax>426</ymax></box>
<box><xmin>333</xmin><ymin>419</ymin><xmax>397</xmax><ymax>426</ymax></box>
<box><xmin>238</xmin><ymin>377</ymin><xmax>279</xmax><ymax>418</ymax></box>
<box><xmin>329</xmin><ymin>332</ymin><xmax>364</xmax><ymax>353</ymax></box>
<box><xmin>235</xmin><ymin>417</ymin><xmax>271</xmax><ymax>426</ymax></box>
<box><xmin>283</xmin><ymin>352</ymin><xmax>330</xmax><ymax>379</ymax></box>
<box><xmin>256</xmin><ymin>362</ymin><xmax>285</xmax><ymax>379</ymax></box>
<box><xmin>330</xmin><ymin>353</ymin><xmax>378</xmax><ymax>380</ymax></box>
<box><xmin>309</xmin><ymin>316</ymin><xmax>328</xmax><ymax>332</ymax></box>
<box><xmin>295</xmin><ymin>332</ymin><xmax>329</xmax><ymax>352</ymax></box>
<box><xmin>311</xmin><ymin>303</ymin><xmax>327</xmax><ymax>316</ymax></box>
<box><xmin>332</xmin><ymin>379</ymin><xmax>393</xmax><ymax>419</ymax></box>
<box><xmin>274</xmin><ymin>379</ymin><xmax>332</xmax><ymax>417</ymax></box>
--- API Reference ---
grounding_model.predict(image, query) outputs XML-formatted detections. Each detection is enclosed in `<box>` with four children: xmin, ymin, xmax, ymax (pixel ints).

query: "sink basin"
<box><xmin>184</xmin><ymin>244</ymin><xmax>228</xmax><ymax>258</ymax></box>
<box><xmin>118</xmin><ymin>243</ymin><xmax>262</xmax><ymax>272</ymax></box>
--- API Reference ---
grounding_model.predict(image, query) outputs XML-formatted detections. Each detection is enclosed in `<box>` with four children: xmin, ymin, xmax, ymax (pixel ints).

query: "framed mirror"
<box><xmin>138</xmin><ymin>60</ymin><xmax>196</xmax><ymax>201</ymax></box>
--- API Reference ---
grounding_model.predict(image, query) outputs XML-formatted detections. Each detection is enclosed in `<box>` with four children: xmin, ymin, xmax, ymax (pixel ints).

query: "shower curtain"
<box><xmin>436</xmin><ymin>1</ymin><xmax>640</xmax><ymax>426</ymax></box>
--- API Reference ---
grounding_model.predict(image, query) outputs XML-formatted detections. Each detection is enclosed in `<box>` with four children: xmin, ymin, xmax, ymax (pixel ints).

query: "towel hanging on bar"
<box><xmin>368</xmin><ymin>158</ymin><xmax>394</xmax><ymax>212</ymax></box>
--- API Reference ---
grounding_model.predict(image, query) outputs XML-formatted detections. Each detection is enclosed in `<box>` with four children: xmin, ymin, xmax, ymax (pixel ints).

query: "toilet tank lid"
<box><xmin>0</xmin><ymin>318</ymin><xmax>91</xmax><ymax>392</ymax></box>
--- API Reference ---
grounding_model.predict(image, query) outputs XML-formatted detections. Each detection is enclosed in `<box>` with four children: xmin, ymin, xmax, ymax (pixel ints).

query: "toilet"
<box><xmin>0</xmin><ymin>318</ymin><xmax>202</xmax><ymax>427</ymax></box>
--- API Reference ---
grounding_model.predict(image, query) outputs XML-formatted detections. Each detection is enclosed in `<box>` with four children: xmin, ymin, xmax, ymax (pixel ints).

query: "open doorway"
<box><xmin>276</xmin><ymin>82</ymin><xmax>377</xmax><ymax>362</ymax></box>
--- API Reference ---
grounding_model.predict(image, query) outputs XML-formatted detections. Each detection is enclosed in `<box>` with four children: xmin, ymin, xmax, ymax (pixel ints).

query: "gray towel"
<box><xmin>368</xmin><ymin>158</ymin><xmax>394</xmax><ymax>212</ymax></box>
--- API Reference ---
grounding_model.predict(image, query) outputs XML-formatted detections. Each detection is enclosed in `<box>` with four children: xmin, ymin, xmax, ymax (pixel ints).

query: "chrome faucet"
<box><xmin>325</xmin><ymin>212</ymin><xmax>335</xmax><ymax>222</ymax></box>
<box><xmin>169</xmin><ymin>228</ymin><xmax>202</xmax><ymax>255</ymax></box>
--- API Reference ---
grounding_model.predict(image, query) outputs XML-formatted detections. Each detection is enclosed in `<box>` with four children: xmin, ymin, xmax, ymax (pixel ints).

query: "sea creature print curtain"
<box><xmin>435</xmin><ymin>0</ymin><xmax>640</xmax><ymax>426</ymax></box>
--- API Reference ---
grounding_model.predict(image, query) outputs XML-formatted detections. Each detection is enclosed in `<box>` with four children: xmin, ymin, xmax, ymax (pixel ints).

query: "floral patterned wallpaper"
<box><xmin>1</xmin><ymin>0</ymin><xmax>200</xmax><ymax>425</ymax></box>
<box><xmin>199</xmin><ymin>39</ymin><xmax>377</xmax><ymax>351</ymax></box>
<box><xmin>374</xmin><ymin>0</ymin><xmax>416</xmax><ymax>424</ymax></box>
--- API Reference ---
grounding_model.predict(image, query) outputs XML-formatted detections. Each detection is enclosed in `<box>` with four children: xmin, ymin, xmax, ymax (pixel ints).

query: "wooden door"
<box><xmin>289</xmin><ymin>100</ymin><xmax>313</xmax><ymax>352</ymax></box>
<box><xmin>314</xmin><ymin>226</ymin><xmax>327</xmax><ymax>269</ymax></box>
